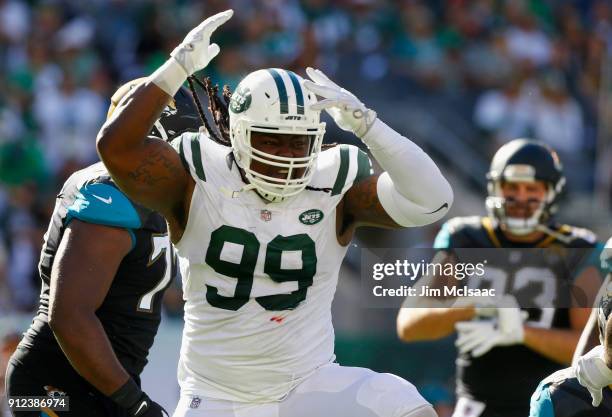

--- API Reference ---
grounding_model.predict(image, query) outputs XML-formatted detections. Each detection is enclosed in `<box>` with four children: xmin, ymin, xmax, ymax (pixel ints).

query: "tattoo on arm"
<box><xmin>127</xmin><ymin>149</ymin><xmax>174</xmax><ymax>186</ymax></box>
<box><xmin>343</xmin><ymin>175</ymin><xmax>399</xmax><ymax>229</ymax></box>
<box><xmin>110</xmin><ymin>138</ymin><xmax>189</xmax><ymax>215</ymax></box>
<box><xmin>351</xmin><ymin>177</ymin><xmax>380</xmax><ymax>214</ymax></box>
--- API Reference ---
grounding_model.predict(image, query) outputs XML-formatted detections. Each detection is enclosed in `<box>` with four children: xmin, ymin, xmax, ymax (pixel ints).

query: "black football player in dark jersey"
<box><xmin>397</xmin><ymin>139</ymin><xmax>603</xmax><ymax>417</ymax></box>
<box><xmin>530</xmin><ymin>279</ymin><xmax>612</xmax><ymax>416</ymax></box>
<box><xmin>4</xmin><ymin>80</ymin><xmax>201</xmax><ymax>417</ymax></box>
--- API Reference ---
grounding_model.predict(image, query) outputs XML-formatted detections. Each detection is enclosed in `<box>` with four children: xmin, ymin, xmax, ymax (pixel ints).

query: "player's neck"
<box><xmin>499</xmin><ymin>227</ymin><xmax>545</xmax><ymax>243</ymax></box>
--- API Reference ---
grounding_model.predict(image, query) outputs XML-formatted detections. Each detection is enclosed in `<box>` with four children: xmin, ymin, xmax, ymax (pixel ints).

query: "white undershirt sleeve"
<box><xmin>361</xmin><ymin>119</ymin><xmax>453</xmax><ymax>227</ymax></box>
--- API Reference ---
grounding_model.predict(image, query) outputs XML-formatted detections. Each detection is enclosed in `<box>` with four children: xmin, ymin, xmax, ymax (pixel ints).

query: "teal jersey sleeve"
<box><xmin>602</xmin><ymin>237</ymin><xmax>612</xmax><ymax>275</ymax></box>
<box><xmin>433</xmin><ymin>222</ymin><xmax>452</xmax><ymax>249</ymax></box>
<box><xmin>66</xmin><ymin>183</ymin><xmax>142</xmax><ymax>230</ymax></box>
<box><xmin>572</xmin><ymin>242</ymin><xmax>605</xmax><ymax>282</ymax></box>
<box><xmin>529</xmin><ymin>383</ymin><xmax>556</xmax><ymax>417</ymax></box>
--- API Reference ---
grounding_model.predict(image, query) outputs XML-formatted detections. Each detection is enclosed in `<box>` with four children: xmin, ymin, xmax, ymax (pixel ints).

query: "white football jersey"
<box><xmin>172</xmin><ymin>132</ymin><xmax>372</xmax><ymax>403</ymax></box>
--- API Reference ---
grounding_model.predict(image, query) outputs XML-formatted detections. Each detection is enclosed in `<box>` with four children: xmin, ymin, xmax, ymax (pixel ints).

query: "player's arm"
<box><xmin>48</xmin><ymin>220</ymin><xmax>132</xmax><ymax>396</ymax></box>
<box><xmin>96</xmin><ymin>10</ymin><xmax>233</xmax><ymax>218</ymax></box>
<box><xmin>396</xmin><ymin>252</ymin><xmax>476</xmax><ymax>342</ymax></box>
<box><xmin>523</xmin><ymin>308</ymin><xmax>592</xmax><ymax>365</ymax></box>
<box><xmin>397</xmin><ymin>305</ymin><xmax>476</xmax><ymax>342</ymax></box>
<box><xmin>397</xmin><ymin>225</ymin><xmax>474</xmax><ymax>341</ymax></box>
<box><xmin>97</xmin><ymin>82</ymin><xmax>189</xmax><ymax>216</ymax></box>
<box><xmin>522</xmin><ymin>266</ymin><xmax>602</xmax><ymax>365</ymax></box>
<box><xmin>48</xmin><ymin>220</ymin><xmax>166</xmax><ymax>416</ymax></box>
<box><xmin>574</xmin><ymin>274</ymin><xmax>612</xmax><ymax>362</ymax></box>
<box><xmin>304</xmin><ymin>68</ymin><xmax>453</xmax><ymax>232</ymax></box>
<box><xmin>573</xmin><ymin>308</ymin><xmax>601</xmax><ymax>363</ymax></box>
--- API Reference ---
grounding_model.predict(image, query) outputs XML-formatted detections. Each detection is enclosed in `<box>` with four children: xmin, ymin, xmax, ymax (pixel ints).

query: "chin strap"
<box><xmin>534</xmin><ymin>223</ymin><xmax>573</xmax><ymax>244</ymax></box>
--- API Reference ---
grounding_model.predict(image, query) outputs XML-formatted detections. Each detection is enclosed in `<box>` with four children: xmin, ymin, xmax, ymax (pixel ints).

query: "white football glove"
<box><xmin>150</xmin><ymin>9</ymin><xmax>233</xmax><ymax>96</ymax></box>
<box><xmin>455</xmin><ymin>295</ymin><xmax>525</xmax><ymax>357</ymax></box>
<box><xmin>303</xmin><ymin>67</ymin><xmax>377</xmax><ymax>138</ymax></box>
<box><xmin>575</xmin><ymin>345</ymin><xmax>612</xmax><ymax>407</ymax></box>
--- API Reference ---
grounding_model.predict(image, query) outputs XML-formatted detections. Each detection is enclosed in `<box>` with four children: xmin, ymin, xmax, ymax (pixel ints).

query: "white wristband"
<box><xmin>149</xmin><ymin>58</ymin><xmax>189</xmax><ymax>97</ymax></box>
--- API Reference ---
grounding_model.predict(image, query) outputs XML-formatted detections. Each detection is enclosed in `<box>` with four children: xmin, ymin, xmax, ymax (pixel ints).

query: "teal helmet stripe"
<box><xmin>268</xmin><ymin>69</ymin><xmax>289</xmax><ymax>114</ymax></box>
<box><xmin>286</xmin><ymin>71</ymin><xmax>305</xmax><ymax>115</ymax></box>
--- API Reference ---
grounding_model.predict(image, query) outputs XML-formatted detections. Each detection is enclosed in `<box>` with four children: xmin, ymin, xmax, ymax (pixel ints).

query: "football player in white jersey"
<box><xmin>96</xmin><ymin>10</ymin><xmax>453</xmax><ymax>417</ymax></box>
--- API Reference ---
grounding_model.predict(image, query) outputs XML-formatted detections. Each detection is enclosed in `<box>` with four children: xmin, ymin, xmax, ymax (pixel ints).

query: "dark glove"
<box><xmin>128</xmin><ymin>392</ymin><xmax>168</xmax><ymax>417</ymax></box>
<box><xmin>110</xmin><ymin>378</ymin><xmax>168</xmax><ymax>417</ymax></box>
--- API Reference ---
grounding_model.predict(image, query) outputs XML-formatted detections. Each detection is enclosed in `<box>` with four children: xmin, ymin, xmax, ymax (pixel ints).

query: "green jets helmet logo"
<box><xmin>299</xmin><ymin>209</ymin><xmax>324</xmax><ymax>225</ymax></box>
<box><xmin>229</xmin><ymin>86</ymin><xmax>252</xmax><ymax>113</ymax></box>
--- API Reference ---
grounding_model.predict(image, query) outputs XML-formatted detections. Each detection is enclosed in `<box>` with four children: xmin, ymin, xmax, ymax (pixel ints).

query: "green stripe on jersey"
<box><xmin>190</xmin><ymin>136</ymin><xmax>206</xmax><ymax>181</ymax></box>
<box><xmin>355</xmin><ymin>149</ymin><xmax>373</xmax><ymax>184</ymax></box>
<box><xmin>176</xmin><ymin>138</ymin><xmax>190</xmax><ymax>173</ymax></box>
<box><xmin>332</xmin><ymin>145</ymin><xmax>350</xmax><ymax>196</ymax></box>
<box><xmin>268</xmin><ymin>69</ymin><xmax>289</xmax><ymax>114</ymax></box>
<box><xmin>286</xmin><ymin>71</ymin><xmax>304</xmax><ymax>115</ymax></box>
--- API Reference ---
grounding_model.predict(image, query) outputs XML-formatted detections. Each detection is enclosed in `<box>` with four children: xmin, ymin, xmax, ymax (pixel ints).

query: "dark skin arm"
<box><xmin>336</xmin><ymin>174</ymin><xmax>400</xmax><ymax>245</ymax></box>
<box><xmin>48</xmin><ymin>220</ymin><xmax>133</xmax><ymax>396</ymax></box>
<box><xmin>96</xmin><ymin>81</ymin><xmax>193</xmax><ymax>241</ymax></box>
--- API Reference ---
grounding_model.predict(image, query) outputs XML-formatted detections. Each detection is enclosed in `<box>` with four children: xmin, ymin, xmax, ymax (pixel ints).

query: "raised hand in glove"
<box><xmin>150</xmin><ymin>9</ymin><xmax>233</xmax><ymax>96</ymax></box>
<box><xmin>303</xmin><ymin>67</ymin><xmax>377</xmax><ymax>138</ymax></box>
<box><xmin>575</xmin><ymin>345</ymin><xmax>612</xmax><ymax>407</ymax></box>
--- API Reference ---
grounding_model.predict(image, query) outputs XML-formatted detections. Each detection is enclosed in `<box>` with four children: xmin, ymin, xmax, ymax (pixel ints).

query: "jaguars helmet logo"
<box><xmin>43</xmin><ymin>385</ymin><xmax>67</xmax><ymax>398</ymax></box>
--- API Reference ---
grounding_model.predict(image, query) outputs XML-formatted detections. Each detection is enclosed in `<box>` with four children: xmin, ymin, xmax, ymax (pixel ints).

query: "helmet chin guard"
<box><xmin>229</xmin><ymin>69</ymin><xmax>326</xmax><ymax>203</ymax></box>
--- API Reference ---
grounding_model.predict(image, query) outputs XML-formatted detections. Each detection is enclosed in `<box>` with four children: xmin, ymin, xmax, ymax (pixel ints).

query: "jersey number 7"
<box><xmin>138</xmin><ymin>233</ymin><xmax>173</xmax><ymax>313</ymax></box>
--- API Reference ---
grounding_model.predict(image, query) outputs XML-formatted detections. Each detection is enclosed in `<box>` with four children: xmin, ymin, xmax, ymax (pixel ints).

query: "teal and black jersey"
<box><xmin>434</xmin><ymin>216</ymin><xmax>600</xmax><ymax>414</ymax></box>
<box><xmin>21</xmin><ymin>162</ymin><xmax>176</xmax><ymax>377</ymax></box>
<box><xmin>530</xmin><ymin>367</ymin><xmax>612</xmax><ymax>417</ymax></box>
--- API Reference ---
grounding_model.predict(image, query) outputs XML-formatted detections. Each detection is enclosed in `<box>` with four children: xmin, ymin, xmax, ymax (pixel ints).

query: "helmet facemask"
<box><xmin>229</xmin><ymin>69</ymin><xmax>326</xmax><ymax>203</ymax></box>
<box><xmin>232</xmin><ymin>121</ymin><xmax>324</xmax><ymax>202</ymax></box>
<box><xmin>486</xmin><ymin>178</ymin><xmax>556</xmax><ymax>236</ymax></box>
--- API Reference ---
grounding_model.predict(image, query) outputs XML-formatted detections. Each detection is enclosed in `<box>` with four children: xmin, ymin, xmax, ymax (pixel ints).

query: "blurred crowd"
<box><xmin>0</xmin><ymin>0</ymin><xmax>611</xmax><ymax>344</ymax></box>
<box><xmin>0</xmin><ymin>2</ymin><xmax>611</xmax><ymax>414</ymax></box>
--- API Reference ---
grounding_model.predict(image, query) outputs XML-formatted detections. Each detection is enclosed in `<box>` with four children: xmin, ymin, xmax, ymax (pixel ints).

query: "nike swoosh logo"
<box><xmin>425</xmin><ymin>202</ymin><xmax>448</xmax><ymax>214</ymax></box>
<box><xmin>135</xmin><ymin>401</ymin><xmax>148</xmax><ymax>415</ymax></box>
<box><xmin>92</xmin><ymin>194</ymin><xmax>112</xmax><ymax>204</ymax></box>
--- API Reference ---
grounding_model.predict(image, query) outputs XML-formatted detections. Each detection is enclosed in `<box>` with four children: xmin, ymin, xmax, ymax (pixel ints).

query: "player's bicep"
<box><xmin>342</xmin><ymin>174</ymin><xmax>401</xmax><ymax>229</ymax></box>
<box><xmin>103</xmin><ymin>136</ymin><xmax>190</xmax><ymax>216</ymax></box>
<box><xmin>49</xmin><ymin>220</ymin><xmax>132</xmax><ymax>317</ymax></box>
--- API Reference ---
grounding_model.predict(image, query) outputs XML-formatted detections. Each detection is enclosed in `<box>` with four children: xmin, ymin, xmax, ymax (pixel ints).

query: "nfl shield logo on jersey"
<box><xmin>260</xmin><ymin>209</ymin><xmax>272</xmax><ymax>222</ymax></box>
<box><xmin>189</xmin><ymin>396</ymin><xmax>201</xmax><ymax>409</ymax></box>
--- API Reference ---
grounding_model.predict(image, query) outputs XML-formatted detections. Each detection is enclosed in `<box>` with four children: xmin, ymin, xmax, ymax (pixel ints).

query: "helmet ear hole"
<box><xmin>265</xmin><ymin>92</ymin><xmax>270</xmax><ymax>99</ymax></box>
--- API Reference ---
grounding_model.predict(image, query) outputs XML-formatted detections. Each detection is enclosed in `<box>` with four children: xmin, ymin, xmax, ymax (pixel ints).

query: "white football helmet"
<box><xmin>229</xmin><ymin>68</ymin><xmax>326</xmax><ymax>202</ymax></box>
